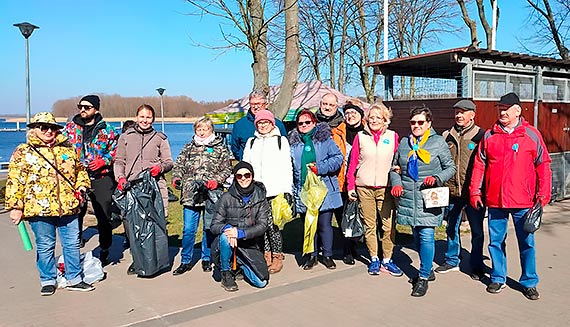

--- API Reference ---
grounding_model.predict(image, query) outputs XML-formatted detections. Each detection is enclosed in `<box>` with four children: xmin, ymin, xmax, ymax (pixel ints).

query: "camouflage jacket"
<box><xmin>172</xmin><ymin>134</ymin><xmax>232</xmax><ymax>207</ymax></box>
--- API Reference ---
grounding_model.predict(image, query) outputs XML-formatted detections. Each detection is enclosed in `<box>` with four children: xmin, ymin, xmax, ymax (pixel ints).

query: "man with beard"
<box><xmin>63</xmin><ymin>95</ymin><xmax>118</xmax><ymax>266</ymax></box>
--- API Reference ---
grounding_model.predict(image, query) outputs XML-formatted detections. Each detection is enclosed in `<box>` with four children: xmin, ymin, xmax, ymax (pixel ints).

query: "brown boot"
<box><xmin>264</xmin><ymin>251</ymin><xmax>272</xmax><ymax>267</ymax></box>
<box><xmin>269</xmin><ymin>253</ymin><xmax>284</xmax><ymax>274</ymax></box>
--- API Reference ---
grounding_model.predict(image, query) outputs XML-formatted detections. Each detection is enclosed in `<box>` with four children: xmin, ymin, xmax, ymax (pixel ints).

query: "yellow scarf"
<box><xmin>408</xmin><ymin>128</ymin><xmax>431</xmax><ymax>164</ymax></box>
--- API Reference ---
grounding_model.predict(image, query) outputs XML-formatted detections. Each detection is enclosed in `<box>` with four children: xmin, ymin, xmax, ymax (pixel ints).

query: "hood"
<box><xmin>72</xmin><ymin>112</ymin><xmax>104</xmax><ymax>128</ymax></box>
<box><xmin>192</xmin><ymin>133</ymin><xmax>225</xmax><ymax>147</ymax></box>
<box><xmin>288</xmin><ymin>122</ymin><xmax>332</xmax><ymax>146</ymax></box>
<box><xmin>228</xmin><ymin>180</ymin><xmax>267</xmax><ymax>202</ymax></box>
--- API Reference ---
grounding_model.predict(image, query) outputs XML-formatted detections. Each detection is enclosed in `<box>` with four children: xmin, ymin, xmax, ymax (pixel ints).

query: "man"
<box><xmin>435</xmin><ymin>100</ymin><xmax>486</xmax><ymax>280</ymax></box>
<box><xmin>63</xmin><ymin>95</ymin><xmax>118</xmax><ymax>266</ymax></box>
<box><xmin>230</xmin><ymin>90</ymin><xmax>287</xmax><ymax>160</ymax></box>
<box><xmin>470</xmin><ymin>92</ymin><xmax>551</xmax><ymax>301</ymax></box>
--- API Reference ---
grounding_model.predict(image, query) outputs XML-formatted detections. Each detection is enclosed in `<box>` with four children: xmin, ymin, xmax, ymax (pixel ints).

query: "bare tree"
<box><xmin>526</xmin><ymin>0</ymin><xmax>570</xmax><ymax>59</ymax></box>
<box><xmin>456</xmin><ymin>0</ymin><xmax>479</xmax><ymax>47</ymax></box>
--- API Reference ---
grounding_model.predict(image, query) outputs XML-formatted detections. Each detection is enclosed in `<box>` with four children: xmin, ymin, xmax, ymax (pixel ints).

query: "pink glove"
<box><xmin>423</xmin><ymin>176</ymin><xmax>436</xmax><ymax>186</ymax></box>
<box><xmin>470</xmin><ymin>195</ymin><xmax>483</xmax><ymax>209</ymax></box>
<box><xmin>309</xmin><ymin>164</ymin><xmax>318</xmax><ymax>175</ymax></box>
<box><xmin>206</xmin><ymin>180</ymin><xmax>218</xmax><ymax>190</ymax></box>
<box><xmin>88</xmin><ymin>158</ymin><xmax>106</xmax><ymax>171</ymax></box>
<box><xmin>117</xmin><ymin>177</ymin><xmax>127</xmax><ymax>191</ymax></box>
<box><xmin>391</xmin><ymin>185</ymin><xmax>404</xmax><ymax>197</ymax></box>
<box><xmin>172</xmin><ymin>178</ymin><xmax>182</xmax><ymax>190</ymax></box>
<box><xmin>150</xmin><ymin>165</ymin><xmax>162</xmax><ymax>177</ymax></box>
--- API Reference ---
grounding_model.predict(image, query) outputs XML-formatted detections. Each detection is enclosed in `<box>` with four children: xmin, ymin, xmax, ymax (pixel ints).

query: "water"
<box><xmin>0</xmin><ymin>121</ymin><xmax>204</xmax><ymax>163</ymax></box>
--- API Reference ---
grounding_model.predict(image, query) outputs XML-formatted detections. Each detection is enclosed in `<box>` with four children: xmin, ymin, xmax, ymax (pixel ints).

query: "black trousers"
<box><xmin>78</xmin><ymin>175</ymin><xmax>116</xmax><ymax>250</ymax></box>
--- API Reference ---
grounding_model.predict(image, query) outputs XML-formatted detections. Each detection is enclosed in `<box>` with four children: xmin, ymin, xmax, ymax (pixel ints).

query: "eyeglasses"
<box><xmin>250</xmin><ymin>102</ymin><xmax>266</xmax><ymax>107</ymax></box>
<box><xmin>297</xmin><ymin>120</ymin><xmax>313</xmax><ymax>126</ymax></box>
<box><xmin>77</xmin><ymin>104</ymin><xmax>95</xmax><ymax>111</ymax></box>
<box><xmin>409</xmin><ymin>120</ymin><xmax>427</xmax><ymax>126</ymax></box>
<box><xmin>256</xmin><ymin>120</ymin><xmax>272</xmax><ymax>126</ymax></box>
<box><xmin>38</xmin><ymin>125</ymin><xmax>56</xmax><ymax>132</ymax></box>
<box><xmin>235</xmin><ymin>172</ymin><xmax>252</xmax><ymax>180</ymax></box>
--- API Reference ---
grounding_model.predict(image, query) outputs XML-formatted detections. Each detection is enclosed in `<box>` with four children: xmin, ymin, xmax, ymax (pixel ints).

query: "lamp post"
<box><xmin>14</xmin><ymin>22</ymin><xmax>39</xmax><ymax>128</ymax></box>
<box><xmin>156</xmin><ymin>88</ymin><xmax>165</xmax><ymax>133</ymax></box>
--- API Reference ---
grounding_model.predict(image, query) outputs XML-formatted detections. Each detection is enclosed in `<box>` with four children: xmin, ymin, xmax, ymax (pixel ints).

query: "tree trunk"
<box><xmin>456</xmin><ymin>0</ymin><xmax>479</xmax><ymax>47</ymax></box>
<box><xmin>271</xmin><ymin>0</ymin><xmax>300</xmax><ymax>119</ymax></box>
<box><xmin>249</xmin><ymin>0</ymin><xmax>270</xmax><ymax>94</ymax></box>
<box><xmin>475</xmin><ymin>0</ymin><xmax>493</xmax><ymax>49</ymax></box>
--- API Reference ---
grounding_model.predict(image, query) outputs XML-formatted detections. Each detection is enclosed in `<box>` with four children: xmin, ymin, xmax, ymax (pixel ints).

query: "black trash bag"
<box><xmin>167</xmin><ymin>187</ymin><xmax>179</xmax><ymax>202</ymax></box>
<box><xmin>210</xmin><ymin>235</ymin><xmax>269</xmax><ymax>282</ymax></box>
<box><xmin>341</xmin><ymin>200</ymin><xmax>365</xmax><ymax>241</ymax></box>
<box><xmin>203</xmin><ymin>189</ymin><xmax>224</xmax><ymax>229</ymax></box>
<box><xmin>113</xmin><ymin>170</ymin><xmax>170</xmax><ymax>277</ymax></box>
<box><xmin>189</xmin><ymin>180</ymin><xmax>208</xmax><ymax>204</ymax></box>
<box><xmin>523</xmin><ymin>201</ymin><xmax>543</xmax><ymax>233</ymax></box>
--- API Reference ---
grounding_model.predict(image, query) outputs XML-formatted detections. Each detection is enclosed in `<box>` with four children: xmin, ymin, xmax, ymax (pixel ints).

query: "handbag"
<box><xmin>523</xmin><ymin>201</ymin><xmax>543</xmax><ymax>233</ymax></box>
<box><xmin>420</xmin><ymin>187</ymin><xmax>449</xmax><ymax>208</ymax></box>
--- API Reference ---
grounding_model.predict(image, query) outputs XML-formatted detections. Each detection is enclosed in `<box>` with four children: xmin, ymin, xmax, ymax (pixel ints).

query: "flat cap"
<box><xmin>453</xmin><ymin>99</ymin><xmax>476</xmax><ymax>112</ymax></box>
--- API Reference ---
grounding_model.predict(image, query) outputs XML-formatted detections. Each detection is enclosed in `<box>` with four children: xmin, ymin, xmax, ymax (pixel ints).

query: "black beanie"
<box><xmin>233</xmin><ymin>161</ymin><xmax>254</xmax><ymax>178</ymax></box>
<box><xmin>80</xmin><ymin>95</ymin><xmax>100</xmax><ymax>110</ymax></box>
<box><xmin>343</xmin><ymin>103</ymin><xmax>364</xmax><ymax>118</ymax></box>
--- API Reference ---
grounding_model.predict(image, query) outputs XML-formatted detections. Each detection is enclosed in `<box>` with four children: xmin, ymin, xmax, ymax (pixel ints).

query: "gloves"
<box><xmin>88</xmin><ymin>158</ymin><xmax>106</xmax><ymax>171</ymax></box>
<box><xmin>150</xmin><ymin>165</ymin><xmax>162</xmax><ymax>177</ymax></box>
<box><xmin>391</xmin><ymin>185</ymin><xmax>404</xmax><ymax>197</ymax></box>
<box><xmin>309</xmin><ymin>164</ymin><xmax>318</xmax><ymax>175</ymax></box>
<box><xmin>537</xmin><ymin>195</ymin><xmax>549</xmax><ymax>207</ymax></box>
<box><xmin>205</xmin><ymin>180</ymin><xmax>218</xmax><ymax>190</ymax></box>
<box><xmin>117</xmin><ymin>177</ymin><xmax>128</xmax><ymax>191</ymax></box>
<box><xmin>172</xmin><ymin>178</ymin><xmax>182</xmax><ymax>190</ymax></box>
<box><xmin>423</xmin><ymin>176</ymin><xmax>437</xmax><ymax>186</ymax></box>
<box><xmin>470</xmin><ymin>195</ymin><xmax>483</xmax><ymax>209</ymax></box>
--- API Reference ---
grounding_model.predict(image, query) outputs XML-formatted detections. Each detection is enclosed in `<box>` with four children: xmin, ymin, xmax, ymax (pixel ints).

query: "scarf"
<box><xmin>193</xmin><ymin>133</ymin><xmax>216</xmax><ymax>146</ymax></box>
<box><xmin>300</xmin><ymin>128</ymin><xmax>316</xmax><ymax>186</ymax></box>
<box><xmin>235</xmin><ymin>180</ymin><xmax>255</xmax><ymax>197</ymax></box>
<box><xmin>316</xmin><ymin>110</ymin><xmax>344</xmax><ymax>128</ymax></box>
<box><xmin>407</xmin><ymin>129</ymin><xmax>431</xmax><ymax>181</ymax></box>
<box><xmin>346</xmin><ymin>123</ymin><xmax>363</xmax><ymax>145</ymax></box>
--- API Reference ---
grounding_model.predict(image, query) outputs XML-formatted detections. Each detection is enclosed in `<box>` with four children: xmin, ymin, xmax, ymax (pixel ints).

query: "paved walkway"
<box><xmin>1</xmin><ymin>201</ymin><xmax>569</xmax><ymax>326</ymax></box>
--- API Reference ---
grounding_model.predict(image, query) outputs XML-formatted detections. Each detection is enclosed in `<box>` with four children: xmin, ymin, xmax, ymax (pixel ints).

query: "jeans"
<box><xmin>444</xmin><ymin>198</ymin><xmax>485</xmax><ymax>268</ymax></box>
<box><xmin>413</xmin><ymin>226</ymin><xmax>435</xmax><ymax>279</ymax></box>
<box><xmin>29</xmin><ymin>215</ymin><xmax>83</xmax><ymax>287</ymax></box>
<box><xmin>219</xmin><ymin>234</ymin><xmax>267</xmax><ymax>288</ymax></box>
<box><xmin>488</xmin><ymin>208</ymin><xmax>538</xmax><ymax>288</ymax></box>
<box><xmin>181</xmin><ymin>206</ymin><xmax>212</xmax><ymax>264</ymax></box>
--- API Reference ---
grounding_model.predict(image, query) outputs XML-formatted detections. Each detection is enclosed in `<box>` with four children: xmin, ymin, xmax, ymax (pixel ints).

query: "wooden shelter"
<box><xmin>367</xmin><ymin>47</ymin><xmax>570</xmax><ymax>200</ymax></box>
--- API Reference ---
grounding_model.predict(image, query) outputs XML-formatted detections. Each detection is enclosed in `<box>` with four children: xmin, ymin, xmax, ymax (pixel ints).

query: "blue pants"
<box><xmin>219</xmin><ymin>234</ymin><xmax>267</xmax><ymax>288</ymax></box>
<box><xmin>413</xmin><ymin>226</ymin><xmax>435</xmax><ymax>279</ymax></box>
<box><xmin>488</xmin><ymin>208</ymin><xmax>538</xmax><ymax>288</ymax></box>
<box><xmin>444</xmin><ymin>198</ymin><xmax>485</xmax><ymax>268</ymax></box>
<box><xmin>180</xmin><ymin>206</ymin><xmax>212</xmax><ymax>264</ymax></box>
<box><xmin>29</xmin><ymin>215</ymin><xmax>83</xmax><ymax>287</ymax></box>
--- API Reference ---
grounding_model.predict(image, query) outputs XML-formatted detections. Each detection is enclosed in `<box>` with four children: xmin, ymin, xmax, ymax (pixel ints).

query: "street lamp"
<box><xmin>156</xmin><ymin>88</ymin><xmax>165</xmax><ymax>133</ymax></box>
<box><xmin>14</xmin><ymin>22</ymin><xmax>39</xmax><ymax>127</ymax></box>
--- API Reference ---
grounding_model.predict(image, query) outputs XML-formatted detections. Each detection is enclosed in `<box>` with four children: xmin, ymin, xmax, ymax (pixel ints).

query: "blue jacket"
<box><xmin>289</xmin><ymin>123</ymin><xmax>343</xmax><ymax>213</ymax></box>
<box><xmin>231</xmin><ymin>111</ymin><xmax>287</xmax><ymax>160</ymax></box>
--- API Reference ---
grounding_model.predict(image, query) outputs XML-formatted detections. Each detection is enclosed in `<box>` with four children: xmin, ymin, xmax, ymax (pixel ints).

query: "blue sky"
<box><xmin>1</xmin><ymin>1</ymin><xmax>532</xmax><ymax>115</ymax></box>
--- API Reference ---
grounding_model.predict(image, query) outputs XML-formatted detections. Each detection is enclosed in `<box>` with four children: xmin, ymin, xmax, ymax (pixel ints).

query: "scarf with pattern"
<box><xmin>407</xmin><ymin>129</ymin><xmax>431</xmax><ymax>181</ymax></box>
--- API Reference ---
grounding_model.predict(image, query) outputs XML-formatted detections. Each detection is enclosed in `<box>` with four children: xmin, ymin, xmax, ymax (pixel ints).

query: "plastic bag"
<box><xmin>56</xmin><ymin>251</ymin><xmax>105</xmax><ymax>288</ymax></box>
<box><xmin>272</xmin><ymin>193</ymin><xmax>294</xmax><ymax>230</ymax></box>
<box><xmin>300</xmin><ymin>170</ymin><xmax>328</xmax><ymax>255</ymax></box>
<box><xmin>523</xmin><ymin>201</ymin><xmax>543</xmax><ymax>233</ymax></box>
<box><xmin>341</xmin><ymin>200</ymin><xmax>365</xmax><ymax>240</ymax></box>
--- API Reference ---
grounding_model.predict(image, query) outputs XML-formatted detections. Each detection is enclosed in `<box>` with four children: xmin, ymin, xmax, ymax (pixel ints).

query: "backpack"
<box><xmin>249</xmin><ymin>135</ymin><xmax>282</xmax><ymax>150</ymax></box>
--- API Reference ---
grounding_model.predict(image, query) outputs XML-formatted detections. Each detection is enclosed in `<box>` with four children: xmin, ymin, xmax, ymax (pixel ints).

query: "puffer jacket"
<box><xmin>5</xmin><ymin>132</ymin><xmax>91</xmax><ymax>218</ymax></box>
<box><xmin>442</xmin><ymin>122</ymin><xmax>484</xmax><ymax>199</ymax></box>
<box><xmin>330</xmin><ymin>122</ymin><xmax>348</xmax><ymax>192</ymax></box>
<box><xmin>288</xmin><ymin>123</ymin><xmax>344</xmax><ymax>213</ymax></box>
<box><xmin>390</xmin><ymin>128</ymin><xmax>455</xmax><ymax>227</ymax></box>
<box><xmin>242</xmin><ymin>127</ymin><xmax>293</xmax><ymax>198</ymax></box>
<box><xmin>172</xmin><ymin>134</ymin><xmax>232</xmax><ymax>207</ymax></box>
<box><xmin>63</xmin><ymin>113</ymin><xmax>118</xmax><ymax>178</ymax></box>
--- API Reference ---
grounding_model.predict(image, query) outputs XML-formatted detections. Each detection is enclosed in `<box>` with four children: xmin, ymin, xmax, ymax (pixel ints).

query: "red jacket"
<box><xmin>470</xmin><ymin>118</ymin><xmax>551</xmax><ymax>208</ymax></box>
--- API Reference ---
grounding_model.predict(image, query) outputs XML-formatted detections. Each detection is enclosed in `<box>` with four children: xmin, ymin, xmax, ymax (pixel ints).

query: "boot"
<box><xmin>264</xmin><ymin>251</ymin><xmax>272</xmax><ymax>267</ymax></box>
<box><xmin>269</xmin><ymin>253</ymin><xmax>284</xmax><ymax>274</ymax></box>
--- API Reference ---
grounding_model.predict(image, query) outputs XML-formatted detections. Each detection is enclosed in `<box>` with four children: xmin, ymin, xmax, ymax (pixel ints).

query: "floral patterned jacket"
<box><xmin>4</xmin><ymin>132</ymin><xmax>91</xmax><ymax>218</ymax></box>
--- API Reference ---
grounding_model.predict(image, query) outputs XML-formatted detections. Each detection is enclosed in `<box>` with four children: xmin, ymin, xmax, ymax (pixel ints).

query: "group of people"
<box><xmin>5</xmin><ymin>90</ymin><xmax>551</xmax><ymax>301</ymax></box>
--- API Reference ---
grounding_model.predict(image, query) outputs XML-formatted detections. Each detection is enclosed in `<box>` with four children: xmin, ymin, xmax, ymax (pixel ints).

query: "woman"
<box><xmin>171</xmin><ymin>116</ymin><xmax>232</xmax><ymax>275</ymax></box>
<box><xmin>390</xmin><ymin>105</ymin><xmax>455</xmax><ymax>297</ymax></box>
<box><xmin>5</xmin><ymin>112</ymin><xmax>94</xmax><ymax>295</ymax></box>
<box><xmin>114</xmin><ymin>104</ymin><xmax>174</xmax><ymax>215</ymax></box>
<box><xmin>210</xmin><ymin>162</ymin><xmax>270</xmax><ymax>292</ymax></box>
<box><xmin>288</xmin><ymin>109</ymin><xmax>343</xmax><ymax>270</ymax></box>
<box><xmin>346</xmin><ymin>103</ymin><xmax>403</xmax><ymax>277</ymax></box>
<box><xmin>243</xmin><ymin>110</ymin><xmax>293</xmax><ymax>274</ymax></box>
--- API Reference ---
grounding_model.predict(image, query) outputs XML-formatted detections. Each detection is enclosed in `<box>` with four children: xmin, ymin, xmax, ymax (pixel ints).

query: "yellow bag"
<box><xmin>271</xmin><ymin>193</ymin><xmax>294</xmax><ymax>230</ymax></box>
<box><xmin>300</xmin><ymin>170</ymin><xmax>328</xmax><ymax>255</ymax></box>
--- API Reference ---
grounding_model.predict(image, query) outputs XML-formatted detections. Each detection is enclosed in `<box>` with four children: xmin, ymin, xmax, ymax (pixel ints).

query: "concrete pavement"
<box><xmin>1</xmin><ymin>201</ymin><xmax>569</xmax><ymax>326</ymax></box>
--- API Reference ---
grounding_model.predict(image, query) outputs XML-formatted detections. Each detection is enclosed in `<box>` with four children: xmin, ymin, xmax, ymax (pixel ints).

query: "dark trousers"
<box><xmin>78</xmin><ymin>175</ymin><xmax>115</xmax><ymax>250</ymax></box>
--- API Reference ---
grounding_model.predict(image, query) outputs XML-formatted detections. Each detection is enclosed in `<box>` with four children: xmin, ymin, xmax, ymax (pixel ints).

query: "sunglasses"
<box><xmin>297</xmin><ymin>120</ymin><xmax>313</xmax><ymax>126</ymax></box>
<box><xmin>409</xmin><ymin>120</ymin><xmax>427</xmax><ymax>126</ymax></box>
<box><xmin>77</xmin><ymin>104</ymin><xmax>95</xmax><ymax>111</ymax></box>
<box><xmin>38</xmin><ymin>125</ymin><xmax>56</xmax><ymax>132</ymax></box>
<box><xmin>235</xmin><ymin>172</ymin><xmax>252</xmax><ymax>180</ymax></box>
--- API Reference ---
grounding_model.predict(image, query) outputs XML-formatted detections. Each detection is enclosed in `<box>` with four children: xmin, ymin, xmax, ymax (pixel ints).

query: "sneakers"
<box><xmin>40</xmin><ymin>285</ymin><xmax>56</xmax><ymax>296</ymax></box>
<box><xmin>435</xmin><ymin>263</ymin><xmax>459</xmax><ymax>274</ymax></box>
<box><xmin>368</xmin><ymin>258</ymin><xmax>380</xmax><ymax>275</ymax></box>
<box><xmin>201</xmin><ymin>260</ymin><xmax>212</xmax><ymax>272</ymax></box>
<box><xmin>469</xmin><ymin>268</ymin><xmax>485</xmax><ymax>281</ymax></box>
<box><xmin>486</xmin><ymin>282</ymin><xmax>506</xmax><ymax>294</ymax></box>
<box><xmin>524</xmin><ymin>287</ymin><xmax>540</xmax><ymax>300</ymax></box>
<box><xmin>381</xmin><ymin>259</ymin><xmax>403</xmax><ymax>277</ymax></box>
<box><xmin>221</xmin><ymin>271</ymin><xmax>238</xmax><ymax>292</ymax></box>
<box><xmin>411</xmin><ymin>278</ymin><xmax>429</xmax><ymax>297</ymax></box>
<box><xmin>67</xmin><ymin>281</ymin><xmax>95</xmax><ymax>292</ymax></box>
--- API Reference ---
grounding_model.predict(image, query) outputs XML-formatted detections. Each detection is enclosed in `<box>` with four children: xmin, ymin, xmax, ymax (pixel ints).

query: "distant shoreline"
<box><xmin>4</xmin><ymin>117</ymin><xmax>199</xmax><ymax>123</ymax></box>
